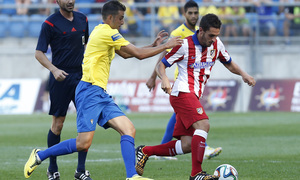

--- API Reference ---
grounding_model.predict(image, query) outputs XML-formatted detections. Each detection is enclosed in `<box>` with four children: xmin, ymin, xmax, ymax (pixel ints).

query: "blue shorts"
<box><xmin>49</xmin><ymin>71</ymin><xmax>82</xmax><ymax>117</ymax></box>
<box><xmin>75</xmin><ymin>81</ymin><xmax>125</xmax><ymax>133</ymax></box>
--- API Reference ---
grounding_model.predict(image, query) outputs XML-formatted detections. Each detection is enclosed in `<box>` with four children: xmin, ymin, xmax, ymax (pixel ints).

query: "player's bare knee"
<box><xmin>76</xmin><ymin>141</ymin><xmax>91</xmax><ymax>151</ymax></box>
<box><xmin>123</xmin><ymin>126</ymin><xmax>136</xmax><ymax>137</ymax></box>
<box><xmin>193</xmin><ymin>119</ymin><xmax>210</xmax><ymax>132</ymax></box>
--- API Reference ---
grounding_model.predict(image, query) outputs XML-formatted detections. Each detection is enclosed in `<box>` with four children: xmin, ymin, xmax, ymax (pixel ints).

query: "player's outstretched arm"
<box><xmin>35</xmin><ymin>50</ymin><xmax>68</xmax><ymax>81</ymax></box>
<box><xmin>156</xmin><ymin>61</ymin><xmax>171</xmax><ymax>95</ymax></box>
<box><xmin>117</xmin><ymin>36</ymin><xmax>182</xmax><ymax>60</ymax></box>
<box><xmin>146</xmin><ymin>51</ymin><xmax>168</xmax><ymax>91</ymax></box>
<box><xmin>223</xmin><ymin>61</ymin><xmax>256</xmax><ymax>87</ymax></box>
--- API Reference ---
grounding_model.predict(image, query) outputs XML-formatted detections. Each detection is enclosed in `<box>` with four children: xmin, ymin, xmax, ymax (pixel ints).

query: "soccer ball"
<box><xmin>213</xmin><ymin>164</ymin><xmax>238</xmax><ymax>180</ymax></box>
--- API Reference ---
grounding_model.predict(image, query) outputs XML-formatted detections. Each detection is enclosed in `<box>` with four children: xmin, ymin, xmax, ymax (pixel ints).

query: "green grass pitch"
<box><xmin>0</xmin><ymin>112</ymin><xmax>299</xmax><ymax>180</ymax></box>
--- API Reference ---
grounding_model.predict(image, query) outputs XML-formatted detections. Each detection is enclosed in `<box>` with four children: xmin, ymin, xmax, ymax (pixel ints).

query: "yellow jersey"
<box><xmin>82</xmin><ymin>23</ymin><xmax>130</xmax><ymax>90</ymax></box>
<box><xmin>169</xmin><ymin>23</ymin><xmax>199</xmax><ymax>79</ymax></box>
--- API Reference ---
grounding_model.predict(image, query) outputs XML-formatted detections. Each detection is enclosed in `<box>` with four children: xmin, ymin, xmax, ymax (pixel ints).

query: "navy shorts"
<box><xmin>75</xmin><ymin>81</ymin><xmax>125</xmax><ymax>133</ymax></box>
<box><xmin>48</xmin><ymin>71</ymin><xmax>82</xmax><ymax>117</ymax></box>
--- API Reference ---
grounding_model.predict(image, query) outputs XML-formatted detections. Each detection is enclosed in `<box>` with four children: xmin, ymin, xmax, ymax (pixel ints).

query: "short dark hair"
<box><xmin>184</xmin><ymin>0</ymin><xmax>198</xmax><ymax>13</ymax></box>
<box><xmin>200</xmin><ymin>13</ymin><xmax>222</xmax><ymax>32</ymax></box>
<box><xmin>102</xmin><ymin>0</ymin><xmax>126</xmax><ymax>20</ymax></box>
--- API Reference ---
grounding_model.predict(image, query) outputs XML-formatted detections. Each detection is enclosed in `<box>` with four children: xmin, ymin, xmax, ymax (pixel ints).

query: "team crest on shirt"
<box><xmin>90</xmin><ymin>119</ymin><xmax>94</xmax><ymax>124</ymax></box>
<box><xmin>196</xmin><ymin>107</ymin><xmax>203</xmax><ymax>114</ymax></box>
<box><xmin>210</xmin><ymin>49</ymin><xmax>216</xmax><ymax>58</ymax></box>
<box><xmin>111</xmin><ymin>33</ymin><xmax>123</xmax><ymax>41</ymax></box>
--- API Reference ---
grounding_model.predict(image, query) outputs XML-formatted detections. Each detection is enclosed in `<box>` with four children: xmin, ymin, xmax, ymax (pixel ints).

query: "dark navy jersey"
<box><xmin>36</xmin><ymin>11</ymin><xmax>89</xmax><ymax>71</ymax></box>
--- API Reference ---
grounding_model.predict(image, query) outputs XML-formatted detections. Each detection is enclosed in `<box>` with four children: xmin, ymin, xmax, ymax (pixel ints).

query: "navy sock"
<box><xmin>77</xmin><ymin>151</ymin><xmax>87</xmax><ymax>172</ymax></box>
<box><xmin>47</xmin><ymin>129</ymin><xmax>60</xmax><ymax>172</ymax></box>
<box><xmin>38</xmin><ymin>138</ymin><xmax>77</xmax><ymax>161</ymax></box>
<box><xmin>161</xmin><ymin>112</ymin><xmax>176</xmax><ymax>144</ymax></box>
<box><xmin>120</xmin><ymin>135</ymin><xmax>136</xmax><ymax>178</ymax></box>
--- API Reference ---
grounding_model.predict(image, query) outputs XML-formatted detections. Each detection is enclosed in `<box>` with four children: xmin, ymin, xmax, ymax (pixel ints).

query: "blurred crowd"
<box><xmin>1</xmin><ymin>0</ymin><xmax>300</xmax><ymax>44</ymax></box>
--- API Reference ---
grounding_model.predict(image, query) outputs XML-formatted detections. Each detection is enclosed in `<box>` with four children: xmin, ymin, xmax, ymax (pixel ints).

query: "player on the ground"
<box><xmin>24</xmin><ymin>1</ymin><xmax>183</xmax><ymax>180</ymax></box>
<box><xmin>136</xmin><ymin>13</ymin><xmax>256</xmax><ymax>180</ymax></box>
<box><xmin>33</xmin><ymin>0</ymin><xmax>90</xmax><ymax>179</ymax></box>
<box><xmin>146</xmin><ymin>0</ymin><xmax>222</xmax><ymax>161</ymax></box>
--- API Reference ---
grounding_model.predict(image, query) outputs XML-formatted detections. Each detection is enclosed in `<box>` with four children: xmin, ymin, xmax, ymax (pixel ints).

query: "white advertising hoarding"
<box><xmin>0</xmin><ymin>79</ymin><xmax>41</xmax><ymax>114</ymax></box>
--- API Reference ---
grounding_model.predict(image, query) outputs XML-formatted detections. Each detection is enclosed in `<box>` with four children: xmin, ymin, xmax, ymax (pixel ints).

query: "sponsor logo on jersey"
<box><xmin>189</xmin><ymin>62</ymin><xmax>215</xmax><ymax>69</ymax></box>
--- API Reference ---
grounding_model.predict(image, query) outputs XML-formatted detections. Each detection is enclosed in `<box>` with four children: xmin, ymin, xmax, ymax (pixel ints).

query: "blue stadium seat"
<box><xmin>87</xmin><ymin>14</ymin><xmax>101</xmax><ymax>34</ymax></box>
<box><xmin>141</xmin><ymin>14</ymin><xmax>158</xmax><ymax>37</ymax></box>
<box><xmin>76</xmin><ymin>0</ymin><xmax>95</xmax><ymax>15</ymax></box>
<box><xmin>0</xmin><ymin>14</ymin><xmax>9</xmax><ymax>38</ymax></box>
<box><xmin>0</xmin><ymin>0</ymin><xmax>17</xmax><ymax>15</ymax></box>
<box><xmin>9</xmin><ymin>15</ymin><xmax>29</xmax><ymax>38</ymax></box>
<box><xmin>28</xmin><ymin>14</ymin><xmax>47</xmax><ymax>37</ymax></box>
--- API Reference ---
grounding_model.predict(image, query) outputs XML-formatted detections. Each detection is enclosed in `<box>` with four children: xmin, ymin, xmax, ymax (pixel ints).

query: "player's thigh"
<box><xmin>107</xmin><ymin>116</ymin><xmax>136</xmax><ymax>137</ymax></box>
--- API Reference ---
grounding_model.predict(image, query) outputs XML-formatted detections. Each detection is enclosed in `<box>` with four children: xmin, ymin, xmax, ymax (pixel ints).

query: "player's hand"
<box><xmin>243</xmin><ymin>75</ymin><xmax>256</xmax><ymax>87</ymax></box>
<box><xmin>146</xmin><ymin>76</ymin><xmax>156</xmax><ymax>92</ymax></box>
<box><xmin>165</xmin><ymin>36</ymin><xmax>183</xmax><ymax>49</ymax></box>
<box><xmin>153</xmin><ymin>30</ymin><xmax>169</xmax><ymax>47</ymax></box>
<box><xmin>161</xmin><ymin>77</ymin><xmax>171</xmax><ymax>95</ymax></box>
<box><xmin>52</xmin><ymin>69</ymin><xmax>69</xmax><ymax>81</ymax></box>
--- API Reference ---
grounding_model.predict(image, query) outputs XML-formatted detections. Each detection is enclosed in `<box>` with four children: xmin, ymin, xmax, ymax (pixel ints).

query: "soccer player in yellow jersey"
<box><xmin>146</xmin><ymin>0</ymin><xmax>222</xmax><ymax>161</ymax></box>
<box><xmin>24</xmin><ymin>1</ymin><xmax>183</xmax><ymax>180</ymax></box>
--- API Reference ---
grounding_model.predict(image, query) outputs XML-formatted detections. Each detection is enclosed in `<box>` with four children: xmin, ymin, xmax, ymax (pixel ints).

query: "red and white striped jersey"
<box><xmin>162</xmin><ymin>32</ymin><xmax>232</xmax><ymax>98</ymax></box>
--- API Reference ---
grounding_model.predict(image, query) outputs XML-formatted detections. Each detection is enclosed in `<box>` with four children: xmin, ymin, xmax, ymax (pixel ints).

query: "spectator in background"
<box><xmin>30</xmin><ymin>0</ymin><xmax>56</xmax><ymax>15</ymax></box>
<box><xmin>16</xmin><ymin>0</ymin><xmax>31</xmax><ymax>15</ymax></box>
<box><xmin>232</xmin><ymin>6</ymin><xmax>251</xmax><ymax>38</ymax></box>
<box><xmin>134</xmin><ymin>0</ymin><xmax>148</xmax><ymax>16</ymax></box>
<box><xmin>219</xmin><ymin>4</ymin><xmax>251</xmax><ymax>44</ymax></box>
<box><xmin>252</xmin><ymin>0</ymin><xmax>276</xmax><ymax>38</ymax></box>
<box><xmin>157</xmin><ymin>0</ymin><xmax>180</xmax><ymax>33</ymax></box>
<box><xmin>219</xmin><ymin>6</ymin><xmax>239</xmax><ymax>41</ymax></box>
<box><xmin>282</xmin><ymin>0</ymin><xmax>300</xmax><ymax>44</ymax></box>
<box><xmin>199</xmin><ymin>0</ymin><xmax>219</xmax><ymax>16</ymax></box>
<box><xmin>120</xmin><ymin>0</ymin><xmax>145</xmax><ymax>36</ymax></box>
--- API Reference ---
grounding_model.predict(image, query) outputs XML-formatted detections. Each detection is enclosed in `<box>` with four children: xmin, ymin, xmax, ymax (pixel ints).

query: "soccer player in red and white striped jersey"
<box><xmin>135</xmin><ymin>13</ymin><xmax>256</xmax><ymax>180</ymax></box>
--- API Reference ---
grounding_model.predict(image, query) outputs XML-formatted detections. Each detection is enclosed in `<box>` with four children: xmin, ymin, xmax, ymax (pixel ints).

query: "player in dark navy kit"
<box><xmin>33</xmin><ymin>0</ymin><xmax>90</xmax><ymax>179</ymax></box>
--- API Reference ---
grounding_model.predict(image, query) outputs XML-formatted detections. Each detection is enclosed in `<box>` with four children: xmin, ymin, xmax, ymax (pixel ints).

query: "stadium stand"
<box><xmin>0</xmin><ymin>14</ymin><xmax>9</xmax><ymax>38</ymax></box>
<box><xmin>76</xmin><ymin>0</ymin><xmax>95</xmax><ymax>15</ymax></box>
<box><xmin>87</xmin><ymin>14</ymin><xmax>102</xmax><ymax>34</ymax></box>
<box><xmin>0</xmin><ymin>0</ymin><xmax>17</xmax><ymax>15</ymax></box>
<box><xmin>9</xmin><ymin>15</ymin><xmax>29</xmax><ymax>38</ymax></box>
<box><xmin>28</xmin><ymin>14</ymin><xmax>47</xmax><ymax>37</ymax></box>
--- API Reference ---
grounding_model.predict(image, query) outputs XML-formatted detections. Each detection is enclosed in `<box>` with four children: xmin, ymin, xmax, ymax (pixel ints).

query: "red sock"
<box><xmin>191</xmin><ymin>134</ymin><xmax>206</xmax><ymax>176</ymax></box>
<box><xmin>143</xmin><ymin>140</ymin><xmax>177</xmax><ymax>156</ymax></box>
